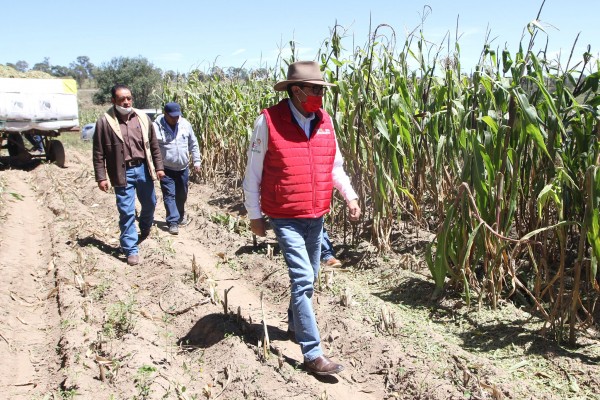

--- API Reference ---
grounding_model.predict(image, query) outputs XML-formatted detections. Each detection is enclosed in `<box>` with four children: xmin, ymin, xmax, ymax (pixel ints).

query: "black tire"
<box><xmin>6</xmin><ymin>133</ymin><xmax>26</xmax><ymax>157</ymax></box>
<box><xmin>47</xmin><ymin>140</ymin><xmax>65</xmax><ymax>167</ymax></box>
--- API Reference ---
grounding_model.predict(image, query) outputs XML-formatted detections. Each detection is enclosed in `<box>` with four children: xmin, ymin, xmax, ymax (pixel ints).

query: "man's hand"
<box><xmin>97</xmin><ymin>180</ymin><xmax>109</xmax><ymax>192</ymax></box>
<box><xmin>194</xmin><ymin>165</ymin><xmax>202</xmax><ymax>173</ymax></box>
<box><xmin>156</xmin><ymin>170</ymin><xmax>165</xmax><ymax>180</ymax></box>
<box><xmin>250</xmin><ymin>218</ymin><xmax>267</xmax><ymax>237</ymax></box>
<box><xmin>348</xmin><ymin>199</ymin><xmax>361</xmax><ymax>222</ymax></box>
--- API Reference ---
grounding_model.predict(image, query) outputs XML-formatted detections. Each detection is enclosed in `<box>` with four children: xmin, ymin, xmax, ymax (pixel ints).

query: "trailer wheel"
<box><xmin>6</xmin><ymin>133</ymin><xmax>26</xmax><ymax>157</ymax></box>
<box><xmin>47</xmin><ymin>140</ymin><xmax>65</xmax><ymax>167</ymax></box>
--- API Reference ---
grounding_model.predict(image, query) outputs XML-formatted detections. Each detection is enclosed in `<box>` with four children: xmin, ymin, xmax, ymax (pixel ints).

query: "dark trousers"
<box><xmin>160</xmin><ymin>167</ymin><xmax>189</xmax><ymax>225</ymax></box>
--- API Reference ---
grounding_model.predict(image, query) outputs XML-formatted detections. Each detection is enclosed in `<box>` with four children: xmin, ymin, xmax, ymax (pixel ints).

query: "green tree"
<box><xmin>93</xmin><ymin>56</ymin><xmax>162</xmax><ymax>108</ymax></box>
<box><xmin>188</xmin><ymin>69</ymin><xmax>207</xmax><ymax>82</ymax></box>
<box><xmin>226</xmin><ymin>67</ymin><xmax>249</xmax><ymax>81</ymax></box>
<box><xmin>50</xmin><ymin>65</ymin><xmax>73</xmax><ymax>77</ymax></box>
<box><xmin>32</xmin><ymin>57</ymin><xmax>51</xmax><ymax>73</ymax></box>
<box><xmin>30</xmin><ymin>58</ymin><xmax>75</xmax><ymax>78</ymax></box>
<box><xmin>69</xmin><ymin>56</ymin><xmax>95</xmax><ymax>86</ymax></box>
<box><xmin>209</xmin><ymin>66</ymin><xmax>225</xmax><ymax>79</ymax></box>
<box><xmin>16</xmin><ymin>60</ymin><xmax>29</xmax><ymax>72</ymax></box>
<box><xmin>251</xmin><ymin>67</ymin><xmax>269</xmax><ymax>80</ymax></box>
<box><xmin>9</xmin><ymin>60</ymin><xmax>29</xmax><ymax>72</ymax></box>
<box><xmin>163</xmin><ymin>70</ymin><xmax>177</xmax><ymax>81</ymax></box>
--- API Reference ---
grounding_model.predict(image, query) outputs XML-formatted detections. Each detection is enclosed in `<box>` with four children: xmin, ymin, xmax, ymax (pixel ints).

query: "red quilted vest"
<box><xmin>260</xmin><ymin>100</ymin><xmax>336</xmax><ymax>218</ymax></box>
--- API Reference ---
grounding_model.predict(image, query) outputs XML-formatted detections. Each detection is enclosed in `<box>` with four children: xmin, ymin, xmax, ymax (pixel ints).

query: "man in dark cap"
<box><xmin>243</xmin><ymin>61</ymin><xmax>360</xmax><ymax>375</ymax></box>
<box><xmin>154</xmin><ymin>102</ymin><xmax>201</xmax><ymax>235</ymax></box>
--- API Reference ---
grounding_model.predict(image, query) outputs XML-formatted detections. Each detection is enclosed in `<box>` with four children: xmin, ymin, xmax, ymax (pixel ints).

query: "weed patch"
<box><xmin>103</xmin><ymin>296</ymin><xmax>136</xmax><ymax>339</ymax></box>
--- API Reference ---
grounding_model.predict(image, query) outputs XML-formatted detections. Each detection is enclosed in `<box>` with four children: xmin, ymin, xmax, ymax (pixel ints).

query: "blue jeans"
<box><xmin>24</xmin><ymin>133</ymin><xmax>44</xmax><ymax>151</ymax></box>
<box><xmin>321</xmin><ymin>228</ymin><xmax>337</xmax><ymax>261</ymax></box>
<box><xmin>114</xmin><ymin>164</ymin><xmax>156</xmax><ymax>256</ymax></box>
<box><xmin>159</xmin><ymin>167</ymin><xmax>189</xmax><ymax>225</ymax></box>
<box><xmin>270</xmin><ymin>216</ymin><xmax>324</xmax><ymax>362</ymax></box>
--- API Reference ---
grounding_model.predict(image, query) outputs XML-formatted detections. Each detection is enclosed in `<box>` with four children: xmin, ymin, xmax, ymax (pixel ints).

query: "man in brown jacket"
<box><xmin>93</xmin><ymin>84</ymin><xmax>165</xmax><ymax>265</ymax></box>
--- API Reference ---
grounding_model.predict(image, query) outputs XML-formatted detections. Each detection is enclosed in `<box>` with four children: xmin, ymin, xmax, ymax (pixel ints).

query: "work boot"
<box><xmin>179</xmin><ymin>213</ymin><xmax>190</xmax><ymax>227</ymax></box>
<box><xmin>322</xmin><ymin>257</ymin><xmax>343</xmax><ymax>268</ymax></box>
<box><xmin>127</xmin><ymin>254</ymin><xmax>139</xmax><ymax>266</ymax></box>
<box><xmin>304</xmin><ymin>355</ymin><xmax>344</xmax><ymax>375</ymax></box>
<box><xmin>169</xmin><ymin>223</ymin><xmax>179</xmax><ymax>235</ymax></box>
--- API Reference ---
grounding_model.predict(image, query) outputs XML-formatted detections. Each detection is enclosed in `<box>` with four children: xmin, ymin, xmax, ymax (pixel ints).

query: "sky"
<box><xmin>2</xmin><ymin>0</ymin><xmax>598</xmax><ymax>74</ymax></box>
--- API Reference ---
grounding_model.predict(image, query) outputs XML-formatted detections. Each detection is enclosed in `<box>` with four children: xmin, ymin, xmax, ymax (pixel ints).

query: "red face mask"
<box><xmin>298</xmin><ymin>89</ymin><xmax>323</xmax><ymax>113</ymax></box>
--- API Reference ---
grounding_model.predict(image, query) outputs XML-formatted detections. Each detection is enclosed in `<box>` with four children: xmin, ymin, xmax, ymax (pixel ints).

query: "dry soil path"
<box><xmin>0</xmin><ymin>170</ymin><xmax>62</xmax><ymax>398</ymax></box>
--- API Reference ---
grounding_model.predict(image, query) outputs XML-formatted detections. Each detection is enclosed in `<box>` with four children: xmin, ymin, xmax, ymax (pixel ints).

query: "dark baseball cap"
<box><xmin>164</xmin><ymin>102</ymin><xmax>182</xmax><ymax>117</ymax></box>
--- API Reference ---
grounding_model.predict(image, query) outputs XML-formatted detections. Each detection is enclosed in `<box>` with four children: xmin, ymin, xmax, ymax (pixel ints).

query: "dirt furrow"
<box><xmin>0</xmin><ymin>170</ymin><xmax>62</xmax><ymax>398</ymax></box>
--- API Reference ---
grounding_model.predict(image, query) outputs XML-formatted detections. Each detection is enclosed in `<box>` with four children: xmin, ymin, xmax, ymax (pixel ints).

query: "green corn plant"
<box><xmin>159</xmin><ymin>6</ymin><xmax>600</xmax><ymax>343</ymax></box>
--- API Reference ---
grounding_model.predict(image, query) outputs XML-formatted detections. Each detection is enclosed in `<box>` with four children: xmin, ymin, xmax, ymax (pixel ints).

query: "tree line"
<box><xmin>3</xmin><ymin>56</ymin><xmax>271</xmax><ymax>109</ymax></box>
<box><xmin>6</xmin><ymin>56</ymin><xmax>96</xmax><ymax>87</ymax></box>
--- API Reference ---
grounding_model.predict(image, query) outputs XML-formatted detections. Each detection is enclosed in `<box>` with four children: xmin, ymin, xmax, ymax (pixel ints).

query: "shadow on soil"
<box><xmin>207</xmin><ymin>193</ymin><xmax>245</xmax><ymax>215</ymax></box>
<box><xmin>337</xmin><ymin>246</ymin><xmax>370</xmax><ymax>269</ymax></box>
<box><xmin>178</xmin><ymin>313</ymin><xmax>289</xmax><ymax>350</ymax></box>
<box><xmin>373</xmin><ymin>276</ymin><xmax>437</xmax><ymax>309</ymax></box>
<box><xmin>0</xmin><ymin>156</ymin><xmax>42</xmax><ymax>171</ymax></box>
<box><xmin>234</xmin><ymin>240</ymin><xmax>279</xmax><ymax>256</ymax></box>
<box><xmin>76</xmin><ymin>236</ymin><xmax>122</xmax><ymax>260</ymax></box>
<box><xmin>376</xmin><ymin>277</ymin><xmax>600</xmax><ymax>366</ymax></box>
<box><xmin>454</xmin><ymin>316</ymin><xmax>600</xmax><ymax>366</ymax></box>
<box><xmin>177</xmin><ymin>313</ymin><xmax>341</xmax><ymax>382</ymax></box>
<box><xmin>234</xmin><ymin>240</ymin><xmax>367</xmax><ymax>272</ymax></box>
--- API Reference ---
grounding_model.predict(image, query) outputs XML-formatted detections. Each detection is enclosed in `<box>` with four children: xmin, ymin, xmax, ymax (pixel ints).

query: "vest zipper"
<box><xmin>308</xmin><ymin>138</ymin><xmax>316</xmax><ymax>217</ymax></box>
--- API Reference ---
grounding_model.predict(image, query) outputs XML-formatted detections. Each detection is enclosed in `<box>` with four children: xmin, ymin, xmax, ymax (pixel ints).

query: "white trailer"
<box><xmin>0</xmin><ymin>77</ymin><xmax>79</xmax><ymax>167</ymax></box>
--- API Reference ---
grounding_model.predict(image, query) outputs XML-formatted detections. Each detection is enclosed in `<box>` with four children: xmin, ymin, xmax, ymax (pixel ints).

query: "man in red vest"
<box><xmin>243</xmin><ymin>61</ymin><xmax>360</xmax><ymax>375</ymax></box>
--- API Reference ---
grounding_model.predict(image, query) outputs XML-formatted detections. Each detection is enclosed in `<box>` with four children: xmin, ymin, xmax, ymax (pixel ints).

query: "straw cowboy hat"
<box><xmin>274</xmin><ymin>61</ymin><xmax>336</xmax><ymax>91</ymax></box>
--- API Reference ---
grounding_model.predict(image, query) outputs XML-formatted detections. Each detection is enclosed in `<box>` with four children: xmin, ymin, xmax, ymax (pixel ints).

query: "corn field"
<box><xmin>160</xmin><ymin>7</ymin><xmax>600</xmax><ymax>344</ymax></box>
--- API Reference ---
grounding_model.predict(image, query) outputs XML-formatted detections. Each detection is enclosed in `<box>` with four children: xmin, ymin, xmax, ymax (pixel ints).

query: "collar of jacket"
<box><xmin>104</xmin><ymin>107</ymin><xmax>150</xmax><ymax>142</ymax></box>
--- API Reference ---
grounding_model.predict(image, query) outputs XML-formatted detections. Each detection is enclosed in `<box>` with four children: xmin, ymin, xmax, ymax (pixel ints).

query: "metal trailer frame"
<box><xmin>0</xmin><ymin>128</ymin><xmax>73</xmax><ymax>168</ymax></box>
<box><xmin>0</xmin><ymin>77</ymin><xmax>80</xmax><ymax>168</ymax></box>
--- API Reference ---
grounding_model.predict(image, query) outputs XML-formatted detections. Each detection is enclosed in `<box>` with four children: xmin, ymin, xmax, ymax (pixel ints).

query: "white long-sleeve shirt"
<box><xmin>243</xmin><ymin>99</ymin><xmax>358</xmax><ymax>220</ymax></box>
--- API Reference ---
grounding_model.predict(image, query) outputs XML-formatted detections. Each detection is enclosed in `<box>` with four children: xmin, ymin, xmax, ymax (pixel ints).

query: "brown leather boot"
<box><xmin>304</xmin><ymin>355</ymin><xmax>344</xmax><ymax>375</ymax></box>
<box><xmin>322</xmin><ymin>257</ymin><xmax>343</xmax><ymax>268</ymax></box>
<box><xmin>127</xmin><ymin>254</ymin><xmax>139</xmax><ymax>266</ymax></box>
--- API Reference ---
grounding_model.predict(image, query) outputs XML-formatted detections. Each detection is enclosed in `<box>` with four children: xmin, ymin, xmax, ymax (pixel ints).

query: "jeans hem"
<box><xmin>304</xmin><ymin>351</ymin><xmax>324</xmax><ymax>362</ymax></box>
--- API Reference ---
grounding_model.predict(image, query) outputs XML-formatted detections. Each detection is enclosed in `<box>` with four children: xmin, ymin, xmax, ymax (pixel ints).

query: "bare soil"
<box><xmin>0</xmin><ymin>139</ymin><xmax>599</xmax><ymax>400</ymax></box>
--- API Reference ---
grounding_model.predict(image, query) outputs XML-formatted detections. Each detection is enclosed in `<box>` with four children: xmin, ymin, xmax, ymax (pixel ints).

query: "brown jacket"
<box><xmin>92</xmin><ymin>107</ymin><xmax>164</xmax><ymax>187</ymax></box>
